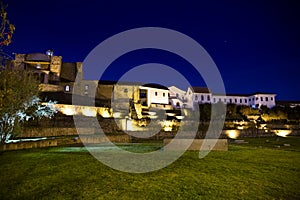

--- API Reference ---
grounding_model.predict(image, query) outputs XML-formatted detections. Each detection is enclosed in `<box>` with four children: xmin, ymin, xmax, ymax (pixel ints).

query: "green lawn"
<box><xmin>0</xmin><ymin>138</ymin><xmax>300</xmax><ymax>199</ymax></box>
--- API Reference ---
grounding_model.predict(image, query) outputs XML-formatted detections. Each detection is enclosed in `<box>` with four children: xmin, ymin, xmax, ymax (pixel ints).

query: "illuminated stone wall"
<box><xmin>49</xmin><ymin>56</ymin><xmax>62</xmax><ymax>81</ymax></box>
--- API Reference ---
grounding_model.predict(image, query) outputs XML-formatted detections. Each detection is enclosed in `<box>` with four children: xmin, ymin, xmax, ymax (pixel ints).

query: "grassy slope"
<box><xmin>0</xmin><ymin>140</ymin><xmax>299</xmax><ymax>199</ymax></box>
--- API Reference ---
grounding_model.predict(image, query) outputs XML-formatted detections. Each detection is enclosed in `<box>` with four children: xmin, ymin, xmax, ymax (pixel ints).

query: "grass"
<box><xmin>0</xmin><ymin>137</ymin><xmax>300</xmax><ymax>199</ymax></box>
<box><xmin>230</xmin><ymin>136</ymin><xmax>300</xmax><ymax>151</ymax></box>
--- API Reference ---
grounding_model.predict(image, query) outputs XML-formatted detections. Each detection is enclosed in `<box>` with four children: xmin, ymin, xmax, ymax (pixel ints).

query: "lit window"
<box><xmin>84</xmin><ymin>85</ymin><xmax>89</xmax><ymax>95</ymax></box>
<box><xmin>65</xmin><ymin>85</ymin><xmax>70</xmax><ymax>92</ymax></box>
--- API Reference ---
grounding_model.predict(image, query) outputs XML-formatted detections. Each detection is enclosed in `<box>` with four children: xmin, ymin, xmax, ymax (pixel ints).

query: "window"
<box><xmin>240</xmin><ymin>99</ymin><xmax>242</xmax><ymax>103</ymax></box>
<box><xmin>245</xmin><ymin>99</ymin><xmax>247</xmax><ymax>103</ymax></box>
<box><xmin>261</xmin><ymin>97</ymin><xmax>263</xmax><ymax>101</ymax></box>
<box><xmin>140</xmin><ymin>89</ymin><xmax>147</xmax><ymax>98</ymax></box>
<box><xmin>256</xmin><ymin>97</ymin><xmax>258</xmax><ymax>101</ymax></box>
<box><xmin>65</xmin><ymin>85</ymin><xmax>70</xmax><ymax>92</ymax></box>
<box><xmin>265</xmin><ymin>97</ymin><xmax>268</xmax><ymax>101</ymax></box>
<box><xmin>252</xmin><ymin>98</ymin><xmax>254</xmax><ymax>101</ymax></box>
<box><xmin>124</xmin><ymin>88</ymin><xmax>128</xmax><ymax>93</ymax></box>
<box><xmin>235</xmin><ymin>99</ymin><xmax>237</xmax><ymax>103</ymax></box>
<box><xmin>229</xmin><ymin>99</ymin><xmax>232</xmax><ymax>103</ymax></box>
<box><xmin>249</xmin><ymin>98</ymin><xmax>251</xmax><ymax>102</ymax></box>
<box><xmin>176</xmin><ymin>93</ymin><xmax>179</xmax><ymax>98</ymax></box>
<box><xmin>163</xmin><ymin>93</ymin><xmax>165</xmax><ymax>97</ymax></box>
<box><xmin>195</xmin><ymin>95</ymin><xmax>198</xmax><ymax>100</ymax></box>
<box><xmin>201</xmin><ymin>95</ymin><xmax>204</xmax><ymax>101</ymax></box>
<box><xmin>207</xmin><ymin>96</ymin><xmax>210</xmax><ymax>101</ymax></box>
<box><xmin>84</xmin><ymin>85</ymin><xmax>89</xmax><ymax>95</ymax></box>
<box><xmin>271</xmin><ymin>97</ymin><xmax>273</xmax><ymax>101</ymax></box>
<box><xmin>213</xmin><ymin>98</ymin><xmax>216</xmax><ymax>103</ymax></box>
<box><xmin>155</xmin><ymin>92</ymin><xmax>158</xmax><ymax>96</ymax></box>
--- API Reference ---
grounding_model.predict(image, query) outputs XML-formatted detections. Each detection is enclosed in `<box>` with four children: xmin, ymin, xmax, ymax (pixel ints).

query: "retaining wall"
<box><xmin>164</xmin><ymin>139</ymin><xmax>228</xmax><ymax>151</ymax></box>
<box><xmin>0</xmin><ymin>140</ymin><xmax>57</xmax><ymax>151</ymax></box>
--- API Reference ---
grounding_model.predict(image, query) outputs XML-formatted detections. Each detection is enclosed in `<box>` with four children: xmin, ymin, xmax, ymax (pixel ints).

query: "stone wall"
<box><xmin>20</xmin><ymin>117</ymin><xmax>300</xmax><ymax>139</ymax></box>
<box><xmin>163</xmin><ymin>139</ymin><xmax>228</xmax><ymax>151</ymax></box>
<box><xmin>0</xmin><ymin>140</ymin><xmax>57</xmax><ymax>151</ymax></box>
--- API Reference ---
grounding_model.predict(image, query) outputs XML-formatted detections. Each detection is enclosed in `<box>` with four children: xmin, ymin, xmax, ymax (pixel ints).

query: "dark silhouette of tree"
<box><xmin>0</xmin><ymin>1</ymin><xmax>15</xmax><ymax>46</ymax></box>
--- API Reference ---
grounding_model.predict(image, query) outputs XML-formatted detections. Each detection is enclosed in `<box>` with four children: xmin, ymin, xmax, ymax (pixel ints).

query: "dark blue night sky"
<box><xmin>4</xmin><ymin>0</ymin><xmax>300</xmax><ymax>100</ymax></box>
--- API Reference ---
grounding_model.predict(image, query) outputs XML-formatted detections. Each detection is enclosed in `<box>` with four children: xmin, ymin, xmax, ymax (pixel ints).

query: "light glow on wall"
<box><xmin>274</xmin><ymin>130</ymin><xmax>292</xmax><ymax>137</ymax></box>
<box><xmin>81</xmin><ymin>107</ymin><xmax>97</xmax><ymax>117</ymax></box>
<box><xmin>98</xmin><ymin>108</ymin><xmax>112</xmax><ymax>118</ymax></box>
<box><xmin>225</xmin><ymin>130</ymin><xmax>240</xmax><ymax>139</ymax></box>
<box><xmin>58</xmin><ymin>105</ymin><xmax>78</xmax><ymax>116</ymax></box>
<box><xmin>162</xmin><ymin>120</ymin><xmax>175</xmax><ymax>132</ymax></box>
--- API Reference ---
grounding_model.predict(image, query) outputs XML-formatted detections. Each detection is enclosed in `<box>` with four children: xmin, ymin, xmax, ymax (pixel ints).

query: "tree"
<box><xmin>0</xmin><ymin>69</ymin><xmax>57</xmax><ymax>144</ymax></box>
<box><xmin>261</xmin><ymin>106</ymin><xmax>288</xmax><ymax>122</ymax></box>
<box><xmin>238</xmin><ymin>105</ymin><xmax>259</xmax><ymax>117</ymax></box>
<box><xmin>199</xmin><ymin>103</ymin><xmax>211</xmax><ymax>121</ymax></box>
<box><xmin>0</xmin><ymin>1</ymin><xmax>15</xmax><ymax>47</ymax></box>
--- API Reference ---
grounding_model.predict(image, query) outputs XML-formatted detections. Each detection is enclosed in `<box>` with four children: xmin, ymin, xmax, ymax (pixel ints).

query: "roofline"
<box><xmin>98</xmin><ymin>80</ymin><xmax>169</xmax><ymax>90</ymax></box>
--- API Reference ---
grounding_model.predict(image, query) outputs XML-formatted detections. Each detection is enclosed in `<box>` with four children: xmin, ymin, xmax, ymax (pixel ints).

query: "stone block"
<box><xmin>163</xmin><ymin>139</ymin><xmax>228</xmax><ymax>151</ymax></box>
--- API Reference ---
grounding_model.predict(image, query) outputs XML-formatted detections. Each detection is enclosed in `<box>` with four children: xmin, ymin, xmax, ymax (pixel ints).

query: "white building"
<box><xmin>168</xmin><ymin>86</ymin><xmax>186</xmax><ymax>108</ymax></box>
<box><xmin>185</xmin><ymin>86</ymin><xmax>212</xmax><ymax>109</ymax></box>
<box><xmin>139</xmin><ymin>83</ymin><xmax>169</xmax><ymax>107</ymax></box>
<box><xmin>182</xmin><ymin>86</ymin><xmax>276</xmax><ymax>109</ymax></box>
<box><xmin>211</xmin><ymin>94</ymin><xmax>249</xmax><ymax>105</ymax></box>
<box><xmin>247</xmin><ymin>93</ymin><xmax>276</xmax><ymax>108</ymax></box>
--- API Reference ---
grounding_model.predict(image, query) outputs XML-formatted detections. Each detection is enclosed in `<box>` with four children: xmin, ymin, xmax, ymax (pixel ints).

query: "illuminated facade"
<box><xmin>7</xmin><ymin>52</ymin><xmax>276</xmax><ymax>119</ymax></box>
<box><xmin>171</xmin><ymin>86</ymin><xmax>276</xmax><ymax>109</ymax></box>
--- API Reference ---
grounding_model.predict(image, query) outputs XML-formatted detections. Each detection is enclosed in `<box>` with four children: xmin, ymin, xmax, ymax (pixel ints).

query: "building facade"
<box><xmin>6</xmin><ymin>52</ymin><xmax>277</xmax><ymax>115</ymax></box>
<box><xmin>171</xmin><ymin>86</ymin><xmax>276</xmax><ymax>109</ymax></box>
